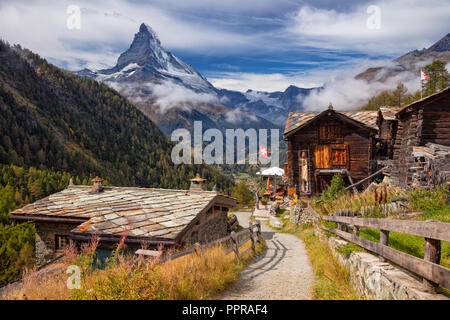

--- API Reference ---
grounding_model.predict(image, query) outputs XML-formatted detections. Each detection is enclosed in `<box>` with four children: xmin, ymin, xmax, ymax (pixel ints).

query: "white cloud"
<box><xmin>302</xmin><ymin>63</ymin><xmax>424</xmax><ymax>111</ymax></box>
<box><xmin>209</xmin><ymin>72</ymin><xmax>322</xmax><ymax>92</ymax></box>
<box><xmin>224</xmin><ymin>108</ymin><xmax>257</xmax><ymax>123</ymax></box>
<box><xmin>0</xmin><ymin>0</ymin><xmax>251</xmax><ymax>71</ymax></box>
<box><xmin>288</xmin><ymin>0</ymin><xmax>450</xmax><ymax>55</ymax></box>
<box><xmin>108</xmin><ymin>80</ymin><xmax>219</xmax><ymax>114</ymax></box>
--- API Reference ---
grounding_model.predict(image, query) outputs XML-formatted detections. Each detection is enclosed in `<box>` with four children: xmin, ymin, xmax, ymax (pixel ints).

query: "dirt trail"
<box><xmin>216</xmin><ymin>211</ymin><xmax>314</xmax><ymax>300</ymax></box>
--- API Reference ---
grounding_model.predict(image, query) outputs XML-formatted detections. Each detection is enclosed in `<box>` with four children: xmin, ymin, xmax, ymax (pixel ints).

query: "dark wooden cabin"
<box><xmin>376</xmin><ymin>107</ymin><xmax>401</xmax><ymax>159</ymax></box>
<box><xmin>283</xmin><ymin>105</ymin><xmax>378</xmax><ymax>196</ymax></box>
<box><xmin>389</xmin><ymin>87</ymin><xmax>450</xmax><ymax>188</ymax></box>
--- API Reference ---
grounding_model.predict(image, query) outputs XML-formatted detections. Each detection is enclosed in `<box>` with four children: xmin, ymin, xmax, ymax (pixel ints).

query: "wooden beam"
<box><xmin>345</xmin><ymin>167</ymin><xmax>387</xmax><ymax>190</ymax></box>
<box><xmin>11</xmin><ymin>214</ymin><xmax>89</xmax><ymax>224</ymax></box>
<box><xmin>320</xmin><ymin>215</ymin><xmax>450</xmax><ymax>242</ymax></box>
<box><xmin>321</xmin><ymin>225</ymin><xmax>450</xmax><ymax>289</ymax></box>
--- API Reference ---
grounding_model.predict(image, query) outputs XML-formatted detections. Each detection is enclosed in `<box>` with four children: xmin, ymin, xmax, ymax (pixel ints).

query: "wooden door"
<box><xmin>313</xmin><ymin>145</ymin><xmax>331</xmax><ymax>168</ymax></box>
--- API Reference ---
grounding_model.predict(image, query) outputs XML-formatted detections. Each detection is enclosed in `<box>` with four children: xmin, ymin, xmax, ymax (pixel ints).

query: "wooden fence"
<box><xmin>310</xmin><ymin>206</ymin><xmax>450</xmax><ymax>292</ymax></box>
<box><xmin>135</xmin><ymin>221</ymin><xmax>262</xmax><ymax>263</ymax></box>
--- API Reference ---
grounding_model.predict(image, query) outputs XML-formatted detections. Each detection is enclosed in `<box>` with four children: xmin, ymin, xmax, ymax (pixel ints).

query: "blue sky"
<box><xmin>0</xmin><ymin>0</ymin><xmax>449</xmax><ymax>92</ymax></box>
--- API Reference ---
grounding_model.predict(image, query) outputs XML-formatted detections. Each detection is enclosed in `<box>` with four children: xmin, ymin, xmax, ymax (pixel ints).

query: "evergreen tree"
<box><xmin>423</xmin><ymin>60</ymin><xmax>450</xmax><ymax>96</ymax></box>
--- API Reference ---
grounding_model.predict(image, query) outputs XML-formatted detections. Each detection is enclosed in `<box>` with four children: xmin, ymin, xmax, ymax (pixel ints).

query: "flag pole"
<box><xmin>420</xmin><ymin>70</ymin><xmax>423</xmax><ymax>99</ymax></box>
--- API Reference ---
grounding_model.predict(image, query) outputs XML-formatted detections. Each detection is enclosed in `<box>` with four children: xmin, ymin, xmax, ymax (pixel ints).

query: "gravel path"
<box><xmin>216</xmin><ymin>211</ymin><xmax>314</xmax><ymax>300</ymax></box>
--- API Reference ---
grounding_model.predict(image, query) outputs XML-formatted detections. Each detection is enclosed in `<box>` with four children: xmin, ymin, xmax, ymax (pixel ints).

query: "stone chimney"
<box><xmin>91</xmin><ymin>177</ymin><xmax>104</xmax><ymax>193</ymax></box>
<box><xmin>189</xmin><ymin>174</ymin><xmax>207</xmax><ymax>191</ymax></box>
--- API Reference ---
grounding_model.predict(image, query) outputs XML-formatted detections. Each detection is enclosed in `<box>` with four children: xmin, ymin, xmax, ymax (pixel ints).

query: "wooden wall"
<box><xmin>286</xmin><ymin>113</ymin><xmax>374</xmax><ymax>195</ymax></box>
<box><xmin>421</xmin><ymin>95</ymin><xmax>450</xmax><ymax>146</ymax></box>
<box><xmin>392</xmin><ymin>93</ymin><xmax>450</xmax><ymax>188</ymax></box>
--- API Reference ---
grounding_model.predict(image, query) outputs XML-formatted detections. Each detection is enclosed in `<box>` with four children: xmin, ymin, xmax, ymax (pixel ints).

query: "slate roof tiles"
<box><xmin>12</xmin><ymin>185</ymin><xmax>235</xmax><ymax>240</ymax></box>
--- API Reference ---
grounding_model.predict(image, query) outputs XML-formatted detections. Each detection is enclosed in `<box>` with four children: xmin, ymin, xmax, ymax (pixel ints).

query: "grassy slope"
<box><xmin>3</xmin><ymin>240</ymin><xmax>266</xmax><ymax>300</ymax></box>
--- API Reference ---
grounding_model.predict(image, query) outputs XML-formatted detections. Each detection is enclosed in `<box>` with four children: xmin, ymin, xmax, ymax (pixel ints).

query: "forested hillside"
<box><xmin>0</xmin><ymin>41</ymin><xmax>233</xmax><ymax>286</ymax></box>
<box><xmin>0</xmin><ymin>40</ymin><xmax>232</xmax><ymax>192</ymax></box>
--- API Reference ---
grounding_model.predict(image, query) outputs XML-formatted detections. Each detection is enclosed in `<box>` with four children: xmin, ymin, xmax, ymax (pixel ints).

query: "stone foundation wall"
<box><xmin>316</xmin><ymin>229</ymin><xmax>448</xmax><ymax>300</ymax></box>
<box><xmin>182</xmin><ymin>212</ymin><xmax>228</xmax><ymax>245</ymax></box>
<box><xmin>35</xmin><ymin>222</ymin><xmax>80</xmax><ymax>266</ymax></box>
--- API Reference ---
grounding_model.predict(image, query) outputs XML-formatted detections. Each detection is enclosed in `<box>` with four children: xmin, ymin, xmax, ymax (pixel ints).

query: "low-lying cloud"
<box><xmin>301</xmin><ymin>62</ymin><xmax>424</xmax><ymax>111</ymax></box>
<box><xmin>108</xmin><ymin>80</ymin><xmax>219</xmax><ymax>114</ymax></box>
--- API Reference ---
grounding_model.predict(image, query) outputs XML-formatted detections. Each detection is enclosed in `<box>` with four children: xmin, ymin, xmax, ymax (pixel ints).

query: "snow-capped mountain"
<box><xmin>218</xmin><ymin>85</ymin><xmax>319</xmax><ymax>126</ymax></box>
<box><xmin>77</xmin><ymin>23</ymin><xmax>316</xmax><ymax>131</ymax></box>
<box><xmin>79</xmin><ymin>23</ymin><xmax>216</xmax><ymax>94</ymax></box>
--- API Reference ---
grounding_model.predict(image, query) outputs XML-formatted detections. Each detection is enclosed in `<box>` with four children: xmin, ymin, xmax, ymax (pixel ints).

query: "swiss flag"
<box><xmin>259</xmin><ymin>145</ymin><xmax>269</xmax><ymax>158</ymax></box>
<box><xmin>421</xmin><ymin>70</ymin><xmax>429</xmax><ymax>81</ymax></box>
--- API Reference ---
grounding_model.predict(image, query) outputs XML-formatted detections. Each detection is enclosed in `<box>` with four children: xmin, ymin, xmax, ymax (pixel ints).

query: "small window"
<box><xmin>55</xmin><ymin>235</ymin><xmax>69</xmax><ymax>251</ymax></box>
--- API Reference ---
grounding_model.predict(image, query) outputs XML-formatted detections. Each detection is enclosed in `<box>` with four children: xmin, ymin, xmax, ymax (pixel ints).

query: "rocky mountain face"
<box><xmin>356</xmin><ymin>33</ymin><xmax>450</xmax><ymax>83</ymax></box>
<box><xmin>78</xmin><ymin>23</ymin><xmax>316</xmax><ymax>132</ymax></box>
<box><xmin>218</xmin><ymin>85</ymin><xmax>318</xmax><ymax>126</ymax></box>
<box><xmin>82</xmin><ymin>24</ymin><xmax>216</xmax><ymax>94</ymax></box>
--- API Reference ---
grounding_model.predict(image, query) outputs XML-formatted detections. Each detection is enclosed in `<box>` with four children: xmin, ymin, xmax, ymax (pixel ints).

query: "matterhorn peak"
<box><xmin>138</xmin><ymin>23</ymin><xmax>161</xmax><ymax>44</ymax></box>
<box><xmin>79</xmin><ymin>23</ymin><xmax>216</xmax><ymax>93</ymax></box>
<box><xmin>115</xmin><ymin>22</ymin><xmax>164</xmax><ymax>69</ymax></box>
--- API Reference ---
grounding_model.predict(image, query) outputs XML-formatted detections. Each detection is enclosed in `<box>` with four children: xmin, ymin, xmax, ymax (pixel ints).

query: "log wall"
<box><xmin>286</xmin><ymin>113</ymin><xmax>374</xmax><ymax>195</ymax></box>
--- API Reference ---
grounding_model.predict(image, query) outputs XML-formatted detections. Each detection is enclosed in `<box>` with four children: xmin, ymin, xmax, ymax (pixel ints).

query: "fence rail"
<box><xmin>310</xmin><ymin>206</ymin><xmax>450</xmax><ymax>292</ymax></box>
<box><xmin>135</xmin><ymin>221</ymin><xmax>262</xmax><ymax>263</ymax></box>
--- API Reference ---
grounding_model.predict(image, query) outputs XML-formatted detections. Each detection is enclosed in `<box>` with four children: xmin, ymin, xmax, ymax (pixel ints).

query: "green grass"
<box><xmin>414</xmin><ymin>205</ymin><xmax>450</xmax><ymax>223</ymax></box>
<box><xmin>335</xmin><ymin>243</ymin><xmax>366</xmax><ymax>258</ymax></box>
<box><xmin>358</xmin><ymin>227</ymin><xmax>450</xmax><ymax>269</ymax></box>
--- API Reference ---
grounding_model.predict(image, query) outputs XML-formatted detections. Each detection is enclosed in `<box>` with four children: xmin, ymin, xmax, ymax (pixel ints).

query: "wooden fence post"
<box><xmin>194</xmin><ymin>242</ymin><xmax>201</xmax><ymax>255</ymax></box>
<box><xmin>256</xmin><ymin>221</ymin><xmax>262</xmax><ymax>243</ymax></box>
<box><xmin>249</xmin><ymin>222</ymin><xmax>256</xmax><ymax>253</ymax></box>
<box><xmin>352</xmin><ymin>225</ymin><xmax>359</xmax><ymax>236</ymax></box>
<box><xmin>230</xmin><ymin>231</ymin><xmax>240</xmax><ymax>260</ymax></box>
<box><xmin>379</xmin><ymin>230</ymin><xmax>389</xmax><ymax>262</ymax></box>
<box><xmin>423</xmin><ymin>236</ymin><xmax>441</xmax><ymax>293</ymax></box>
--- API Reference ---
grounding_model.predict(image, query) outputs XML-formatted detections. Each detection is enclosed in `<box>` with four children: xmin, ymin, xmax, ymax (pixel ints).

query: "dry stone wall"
<box><xmin>316</xmin><ymin>228</ymin><xmax>449</xmax><ymax>300</ymax></box>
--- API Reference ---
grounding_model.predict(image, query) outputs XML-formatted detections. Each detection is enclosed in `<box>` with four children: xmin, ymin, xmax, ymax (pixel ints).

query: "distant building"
<box><xmin>283</xmin><ymin>105</ymin><xmax>379</xmax><ymax>196</ymax></box>
<box><xmin>11</xmin><ymin>177</ymin><xmax>236</xmax><ymax>266</ymax></box>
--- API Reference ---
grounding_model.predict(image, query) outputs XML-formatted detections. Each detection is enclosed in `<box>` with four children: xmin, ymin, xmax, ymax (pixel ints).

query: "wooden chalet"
<box><xmin>384</xmin><ymin>87</ymin><xmax>450</xmax><ymax>188</ymax></box>
<box><xmin>283</xmin><ymin>104</ymin><xmax>379</xmax><ymax>196</ymax></box>
<box><xmin>10</xmin><ymin>177</ymin><xmax>237</xmax><ymax>266</ymax></box>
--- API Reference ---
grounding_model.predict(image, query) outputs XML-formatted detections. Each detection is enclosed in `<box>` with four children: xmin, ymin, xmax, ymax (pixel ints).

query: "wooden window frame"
<box><xmin>55</xmin><ymin>234</ymin><xmax>70</xmax><ymax>252</ymax></box>
<box><xmin>331</xmin><ymin>144</ymin><xmax>349</xmax><ymax>169</ymax></box>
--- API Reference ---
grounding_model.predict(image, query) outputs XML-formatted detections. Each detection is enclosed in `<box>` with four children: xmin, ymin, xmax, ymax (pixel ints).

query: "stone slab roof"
<box><xmin>284</xmin><ymin>110</ymin><xmax>379</xmax><ymax>136</ymax></box>
<box><xmin>379</xmin><ymin>107</ymin><xmax>401</xmax><ymax>121</ymax></box>
<box><xmin>12</xmin><ymin>186</ymin><xmax>236</xmax><ymax>241</ymax></box>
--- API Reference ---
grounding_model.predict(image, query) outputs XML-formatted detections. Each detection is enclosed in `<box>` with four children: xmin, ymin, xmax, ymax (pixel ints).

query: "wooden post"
<box><xmin>249</xmin><ymin>222</ymin><xmax>256</xmax><ymax>253</ymax></box>
<box><xmin>194</xmin><ymin>242</ymin><xmax>201</xmax><ymax>255</ymax></box>
<box><xmin>256</xmin><ymin>221</ymin><xmax>262</xmax><ymax>243</ymax></box>
<box><xmin>345</xmin><ymin>170</ymin><xmax>358</xmax><ymax>193</ymax></box>
<box><xmin>230</xmin><ymin>231</ymin><xmax>240</xmax><ymax>260</ymax></box>
<box><xmin>352</xmin><ymin>225</ymin><xmax>359</xmax><ymax>236</ymax></box>
<box><xmin>379</xmin><ymin>229</ymin><xmax>389</xmax><ymax>262</ymax></box>
<box><xmin>423</xmin><ymin>236</ymin><xmax>441</xmax><ymax>293</ymax></box>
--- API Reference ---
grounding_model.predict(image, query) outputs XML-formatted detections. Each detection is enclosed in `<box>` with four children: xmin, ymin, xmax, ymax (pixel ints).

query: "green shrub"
<box><xmin>231</xmin><ymin>181</ymin><xmax>254</xmax><ymax>207</ymax></box>
<box><xmin>0</xmin><ymin>222</ymin><xmax>35</xmax><ymax>286</ymax></box>
<box><xmin>321</xmin><ymin>174</ymin><xmax>346</xmax><ymax>202</ymax></box>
